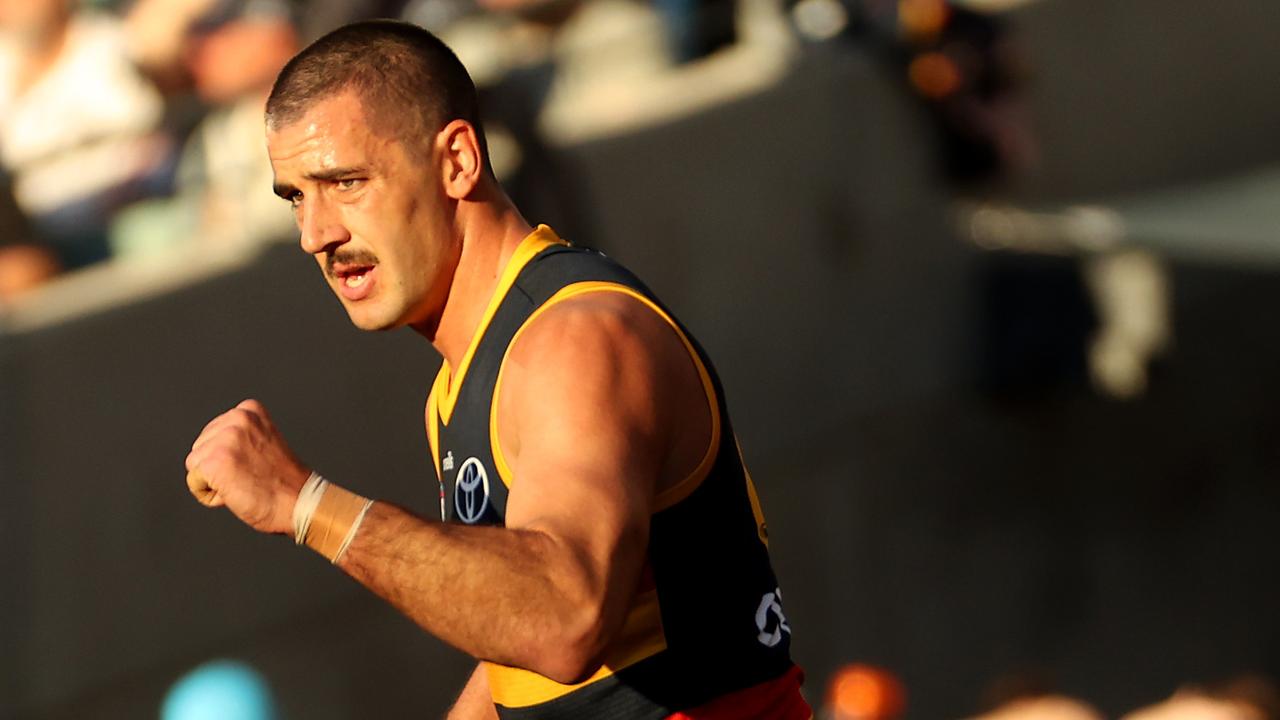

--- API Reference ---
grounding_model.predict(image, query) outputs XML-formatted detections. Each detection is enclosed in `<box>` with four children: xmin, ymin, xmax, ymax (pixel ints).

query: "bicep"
<box><xmin>499</xmin><ymin>296</ymin><xmax>675</xmax><ymax>596</ymax></box>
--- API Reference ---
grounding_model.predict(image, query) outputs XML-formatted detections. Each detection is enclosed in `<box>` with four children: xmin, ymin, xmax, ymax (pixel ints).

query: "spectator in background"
<box><xmin>297</xmin><ymin>0</ymin><xmax>411</xmax><ymax>43</ymax></box>
<box><xmin>420</xmin><ymin>0</ymin><xmax>717</xmax><ymax>247</ymax></box>
<box><xmin>0</xmin><ymin>242</ymin><xmax>58</xmax><ymax>302</ymax></box>
<box><xmin>1122</xmin><ymin>676</ymin><xmax>1280</xmax><ymax>720</ymax></box>
<box><xmin>654</xmin><ymin>0</ymin><xmax>736</xmax><ymax>62</ymax></box>
<box><xmin>129</xmin><ymin>0</ymin><xmax>411</xmax><ymax>65</ymax></box>
<box><xmin>968</xmin><ymin>671</ymin><xmax>1103</xmax><ymax>720</ymax></box>
<box><xmin>124</xmin><ymin>0</ymin><xmax>220</xmax><ymax>93</ymax></box>
<box><xmin>969</xmin><ymin>695</ymin><xmax>1103</xmax><ymax>720</ymax></box>
<box><xmin>0</xmin><ymin>176</ymin><xmax>58</xmax><ymax>304</ymax></box>
<box><xmin>0</xmin><ymin>0</ymin><xmax>172</xmax><ymax>270</ymax></box>
<box><xmin>795</xmin><ymin>0</ymin><xmax>1036</xmax><ymax>188</ymax></box>
<box><xmin>112</xmin><ymin>0</ymin><xmax>300</xmax><ymax>256</ymax></box>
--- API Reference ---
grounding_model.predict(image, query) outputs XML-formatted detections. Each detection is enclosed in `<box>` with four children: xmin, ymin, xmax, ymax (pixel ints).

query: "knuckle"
<box><xmin>234</xmin><ymin>408</ymin><xmax>264</xmax><ymax>429</ymax></box>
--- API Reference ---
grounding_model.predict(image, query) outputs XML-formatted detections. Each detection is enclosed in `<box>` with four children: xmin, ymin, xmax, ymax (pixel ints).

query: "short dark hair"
<box><xmin>266</xmin><ymin>20</ymin><xmax>488</xmax><ymax>164</ymax></box>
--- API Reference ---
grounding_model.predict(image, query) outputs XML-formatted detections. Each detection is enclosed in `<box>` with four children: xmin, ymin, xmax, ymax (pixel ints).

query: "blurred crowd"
<box><xmin>0</xmin><ymin>0</ymin><xmax>748</xmax><ymax>305</ymax></box>
<box><xmin>0</xmin><ymin>0</ymin><xmax>1035</xmax><ymax>307</ymax></box>
<box><xmin>822</xmin><ymin>664</ymin><xmax>1280</xmax><ymax>720</ymax></box>
<box><xmin>0</xmin><ymin>0</ymin><xmax>300</xmax><ymax>302</ymax></box>
<box><xmin>0</xmin><ymin>0</ymin><xmax>287</xmax><ymax>301</ymax></box>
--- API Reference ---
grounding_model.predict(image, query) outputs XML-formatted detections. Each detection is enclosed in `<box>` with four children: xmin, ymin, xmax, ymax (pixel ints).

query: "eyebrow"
<box><xmin>272</xmin><ymin>166</ymin><xmax>369</xmax><ymax>199</ymax></box>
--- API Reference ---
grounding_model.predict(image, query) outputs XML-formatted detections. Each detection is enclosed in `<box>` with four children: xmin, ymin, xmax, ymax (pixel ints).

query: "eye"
<box><xmin>286</xmin><ymin>191</ymin><xmax>303</xmax><ymax>208</ymax></box>
<box><xmin>336</xmin><ymin>178</ymin><xmax>364</xmax><ymax>191</ymax></box>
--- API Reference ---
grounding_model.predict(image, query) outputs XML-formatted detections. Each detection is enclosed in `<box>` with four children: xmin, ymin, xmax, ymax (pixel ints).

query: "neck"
<box><xmin>413</xmin><ymin>190</ymin><xmax>532</xmax><ymax>369</ymax></box>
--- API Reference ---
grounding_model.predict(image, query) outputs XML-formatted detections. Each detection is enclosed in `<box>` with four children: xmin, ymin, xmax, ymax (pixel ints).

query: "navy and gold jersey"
<box><xmin>425</xmin><ymin>226</ymin><xmax>803</xmax><ymax>719</ymax></box>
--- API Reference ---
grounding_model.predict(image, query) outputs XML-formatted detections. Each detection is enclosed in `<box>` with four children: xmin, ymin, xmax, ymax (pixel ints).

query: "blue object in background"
<box><xmin>161</xmin><ymin>659</ymin><xmax>278</xmax><ymax>720</ymax></box>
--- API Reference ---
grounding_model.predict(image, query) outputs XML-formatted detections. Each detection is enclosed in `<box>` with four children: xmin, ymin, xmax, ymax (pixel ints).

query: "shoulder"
<box><xmin>495</xmin><ymin>287</ymin><xmax>703</xmax><ymax>460</ymax></box>
<box><xmin>495</xmin><ymin>285</ymin><xmax>714</xmax><ymax>503</ymax></box>
<box><xmin>506</xmin><ymin>288</ymin><xmax>682</xmax><ymax>375</ymax></box>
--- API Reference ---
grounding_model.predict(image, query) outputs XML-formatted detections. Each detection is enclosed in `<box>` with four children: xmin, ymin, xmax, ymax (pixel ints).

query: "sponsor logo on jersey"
<box><xmin>455</xmin><ymin>457</ymin><xmax>491</xmax><ymax>524</ymax></box>
<box><xmin>755</xmin><ymin>587</ymin><xmax>791</xmax><ymax>648</ymax></box>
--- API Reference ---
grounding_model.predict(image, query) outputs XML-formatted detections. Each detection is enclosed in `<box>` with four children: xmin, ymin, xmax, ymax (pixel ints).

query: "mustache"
<box><xmin>325</xmin><ymin>248</ymin><xmax>380</xmax><ymax>278</ymax></box>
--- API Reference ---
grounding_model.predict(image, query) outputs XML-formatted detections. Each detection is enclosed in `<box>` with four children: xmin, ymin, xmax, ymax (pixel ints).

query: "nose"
<box><xmin>298</xmin><ymin>195</ymin><xmax>351</xmax><ymax>256</ymax></box>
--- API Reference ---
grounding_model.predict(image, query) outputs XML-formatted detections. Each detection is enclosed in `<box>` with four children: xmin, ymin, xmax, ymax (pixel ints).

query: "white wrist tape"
<box><xmin>332</xmin><ymin>498</ymin><xmax>375</xmax><ymax>565</ymax></box>
<box><xmin>292</xmin><ymin>471</ymin><xmax>375</xmax><ymax>563</ymax></box>
<box><xmin>292</xmin><ymin>472</ymin><xmax>328</xmax><ymax>546</ymax></box>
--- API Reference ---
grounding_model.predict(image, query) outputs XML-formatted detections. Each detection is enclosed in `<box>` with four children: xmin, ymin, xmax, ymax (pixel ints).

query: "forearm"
<box><xmin>331</xmin><ymin>500</ymin><xmax>603</xmax><ymax>679</ymax></box>
<box><xmin>447</xmin><ymin>664</ymin><xmax>498</xmax><ymax>720</ymax></box>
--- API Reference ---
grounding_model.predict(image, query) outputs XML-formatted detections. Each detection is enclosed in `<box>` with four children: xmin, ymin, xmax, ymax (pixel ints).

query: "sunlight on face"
<box><xmin>266</xmin><ymin>90</ymin><xmax>459</xmax><ymax>332</ymax></box>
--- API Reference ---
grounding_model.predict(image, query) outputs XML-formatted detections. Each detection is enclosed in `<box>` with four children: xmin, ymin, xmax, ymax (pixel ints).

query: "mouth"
<box><xmin>336</xmin><ymin>264</ymin><xmax>373</xmax><ymax>288</ymax></box>
<box><xmin>330</xmin><ymin>261</ymin><xmax>378</xmax><ymax>301</ymax></box>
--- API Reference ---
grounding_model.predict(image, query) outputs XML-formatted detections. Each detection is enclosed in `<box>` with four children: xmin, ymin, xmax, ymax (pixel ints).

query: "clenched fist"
<box><xmin>185</xmin><ymin>399</ymin><xmax>310</xmax><ymax>534</ymax></box>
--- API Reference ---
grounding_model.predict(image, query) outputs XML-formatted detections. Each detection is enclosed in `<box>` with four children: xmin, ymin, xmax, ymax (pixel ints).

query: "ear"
<box><xmin>436</xmin><ymin>119</ymin><xmax>485</xmax><ymax>200</ymax></box>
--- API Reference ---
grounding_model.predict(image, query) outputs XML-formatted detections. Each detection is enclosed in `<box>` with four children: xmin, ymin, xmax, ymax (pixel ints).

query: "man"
<box><xmin>185</xmin><ymin>20</ymin><xmax>809</xmax><ymax>719</ymax></box>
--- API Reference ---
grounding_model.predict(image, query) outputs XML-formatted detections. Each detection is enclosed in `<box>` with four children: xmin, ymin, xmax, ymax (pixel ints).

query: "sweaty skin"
<box><xmin>185</xmin><ymin>90</ymin><xmax>711</xmax><ymax>701</ymax></box>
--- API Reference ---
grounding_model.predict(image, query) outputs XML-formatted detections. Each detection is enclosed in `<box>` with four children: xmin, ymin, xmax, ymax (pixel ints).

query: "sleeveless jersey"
<box><xmin>425</xmin><ymin>226</ymin><xmax>807</xmax><ymax>719</ymax></box>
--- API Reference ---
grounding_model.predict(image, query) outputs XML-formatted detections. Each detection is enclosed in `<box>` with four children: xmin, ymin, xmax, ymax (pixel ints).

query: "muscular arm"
<box><xmin>336</xmin><ymin>294</ymin><xmax>669</xmax><ymax>679</ymax></box>
<box><xmin>187</xmin><ymin>293</ymin><xmax>706</xmax><ymax>683</ymax></box>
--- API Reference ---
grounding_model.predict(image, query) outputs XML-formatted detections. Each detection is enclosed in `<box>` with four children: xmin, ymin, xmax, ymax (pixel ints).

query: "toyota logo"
<box><xmin>454</xmin><ymin>457</ymin><xmax>491</xmax><ymax>524</ymax></box>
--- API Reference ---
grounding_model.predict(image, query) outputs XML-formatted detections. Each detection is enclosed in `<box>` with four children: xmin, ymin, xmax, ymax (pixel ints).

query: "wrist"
<box><xmin>292</xmin><ymin>472</ymin><xmax>327</xmax><ymax>542</ymax></box>
<box><xmin>291</xmin><ymin>472</ymin><xmax>374</xmax><ymax>563</ymax></box>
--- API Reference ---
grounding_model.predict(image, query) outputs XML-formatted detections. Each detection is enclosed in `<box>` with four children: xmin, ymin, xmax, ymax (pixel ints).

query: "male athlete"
<box><xmin>184</xmin><ymin>20</ymin><xmax>809</xmax><ymax>719</ymax></box>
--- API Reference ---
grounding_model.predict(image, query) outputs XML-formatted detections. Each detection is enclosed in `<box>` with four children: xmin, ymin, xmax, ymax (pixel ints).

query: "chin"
<box><xmin>349</xmin><ymin>315</ymin><xmax>401</xmax><ymax>332</ymax></box>
<box><xmin>343</xmin><ymin>304</ymin><xmax>402</xmax><ymax>332</ymax></box>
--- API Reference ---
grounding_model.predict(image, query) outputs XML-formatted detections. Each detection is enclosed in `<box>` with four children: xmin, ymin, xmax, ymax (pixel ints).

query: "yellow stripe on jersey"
<box><xmin>485</xmin><ymin>589</ymin><xmax>667</xmax><ymax>708</ymax></box>
<box><xmin>433</xmin><ymin>225</ymin><xmax>566</xmax><ymax>427</ymax></box>
<box><xmin>488</xmin><ymin>280</ymin><xmax>722</xmax><ymax>502</ymax></box>
<box><xmin>426</xmin><ymin>383</ymin><xmax>442</xmax><ymax>483</ymax></box>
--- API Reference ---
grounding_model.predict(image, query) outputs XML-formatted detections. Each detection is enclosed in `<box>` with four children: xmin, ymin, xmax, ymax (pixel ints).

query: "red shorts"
<box><xmin>667</xmin><ymin>666</ymin><xmax>811</xmax><ymax>720</ymax></box>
